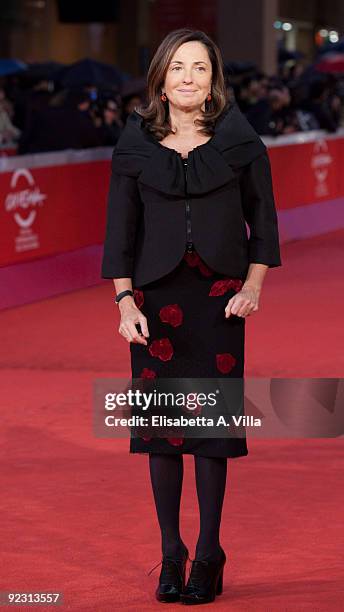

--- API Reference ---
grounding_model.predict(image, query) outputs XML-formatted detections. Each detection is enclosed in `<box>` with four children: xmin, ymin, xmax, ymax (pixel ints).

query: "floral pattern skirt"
<box><xmin>129</xmin><ymin>249</ymin><xmax>248</xmax><ymax>459</ymax></box>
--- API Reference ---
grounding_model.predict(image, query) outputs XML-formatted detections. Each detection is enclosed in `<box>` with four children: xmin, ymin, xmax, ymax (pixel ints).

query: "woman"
<box><xmin>101</xmin><ymin>28</ymin><xmax>281</xmax><ymax>605</ymax></box>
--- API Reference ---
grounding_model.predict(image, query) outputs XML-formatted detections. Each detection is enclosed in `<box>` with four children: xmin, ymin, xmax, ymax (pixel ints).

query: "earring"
<box><xmin>207</xmin><ymin>92</ymin><xmax>212</xmax><ymax>102</ymax></box>
<box><xmin>161</xmin><ymin>92</ymin><xmax>167</xmax><ymax>102</ymax></box>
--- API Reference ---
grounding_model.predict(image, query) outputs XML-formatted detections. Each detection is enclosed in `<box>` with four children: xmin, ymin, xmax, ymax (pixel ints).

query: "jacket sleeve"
<box><xmin>101</xmin><ymin>155</ymin><xmax>141</xmax><ymax>279</ymax></box>
<box><xmin>240</xmin><ymin>150</ymin><xmax>282</xmax><ymax>268</ymax></box>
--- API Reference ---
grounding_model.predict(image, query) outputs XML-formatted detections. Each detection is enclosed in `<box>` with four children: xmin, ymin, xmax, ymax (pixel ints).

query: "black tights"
<box><xmin>149</xmin><ymin>453</ymin><xmax>227</xmax><ymax>561</ymax></box>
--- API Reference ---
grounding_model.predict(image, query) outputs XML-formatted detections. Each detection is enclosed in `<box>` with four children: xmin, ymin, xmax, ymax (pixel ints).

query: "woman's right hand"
<box><xmin>118</xmin><ymin>297</ymin><xmax>150</xmax><ymax>345</ymax></box>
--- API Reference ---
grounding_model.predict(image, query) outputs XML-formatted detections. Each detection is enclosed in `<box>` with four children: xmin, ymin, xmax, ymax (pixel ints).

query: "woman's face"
<box><xmin>163</xmin><ymin>41</ymin><xmax>212</xmax><ymax>112</ymax></box>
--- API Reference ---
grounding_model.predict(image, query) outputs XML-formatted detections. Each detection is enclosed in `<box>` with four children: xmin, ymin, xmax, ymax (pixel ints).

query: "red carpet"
<box><xmin>1</xmin><ymin>229</ymin><xmax>343</xmax><ymax>610</ymax></box>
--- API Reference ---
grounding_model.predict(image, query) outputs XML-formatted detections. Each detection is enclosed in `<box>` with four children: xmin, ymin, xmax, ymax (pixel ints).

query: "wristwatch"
<box><xmin>114</xmin><ymin>289</ymin><xmax>134</xmax><ymax>305</ymax></box>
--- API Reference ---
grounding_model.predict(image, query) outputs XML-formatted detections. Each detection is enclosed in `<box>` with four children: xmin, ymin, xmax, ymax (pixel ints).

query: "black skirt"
<box><xmin>129</xmin><ymin>248</ymin><xmax>248</xmax><ymax>459</ymax></box>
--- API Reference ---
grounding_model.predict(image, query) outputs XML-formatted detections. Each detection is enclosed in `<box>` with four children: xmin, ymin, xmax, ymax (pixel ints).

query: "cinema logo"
<box><xmin>5</xmin><ymin>168</ymin><xmax>47</xmax><ymax>252</ymax></box>
<box><xmin>311</xmin><ymin>139</ymin><xmax>333</xmax><ymax>198</ymax></box>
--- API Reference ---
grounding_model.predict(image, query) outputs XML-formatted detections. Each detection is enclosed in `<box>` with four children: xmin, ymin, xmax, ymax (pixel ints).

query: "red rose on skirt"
<box><xmin>230</xmin><ymin>279</ymin><xmax>243</xmax><ymax>292</ymax></box>
<box><xmin>159</xmin><ymin>304</ymin><xmax>183</xmax><ymax>327</ymax></box>
<box><xmin>209</xmin><ymin>279</ymin><xmax>243</xmax><ymax>296</ymax></box>
<box><xmin>134</xmin><ymin>289</ymin><xmax>144</xmax><ymax>308</ymax></box>
<box><xmin>216</xmin><ymin>353</ymin><xmax>236</xmax><ymax>374</ymax></box>
<box><xmin>166</xmin><ymin>437</ymin><xmax>184</xmax><ymax>446</ymax></box>
<box><xmin>140</xmin><ymin>368</ymin><xmax>157</xmax><ymax>379</ymax></box>
<box><xmin>149</xmin><ymin>338</ymin><xmax>174</xmax><ymax>362</ymax></box>
<box><xmin>184</xmin><ymin>251</ymin><xmax>214</xmax><ymax>276</ymax></box>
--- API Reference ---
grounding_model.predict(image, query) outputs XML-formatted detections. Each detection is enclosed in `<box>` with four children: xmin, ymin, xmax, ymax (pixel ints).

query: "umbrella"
<box><xmin>60</xmin><ymin>58</ymin><xmax>124</xmax><ymax>89</ymax></box>
<box><xmin>0</xmin><ymin>59</ymin><xmax>27</xmax><ymax>77</ymax></box>
<box><xmin>315</xmin><ymin>52</ymin><xmax>344</xmax><ymax>73</ymax></box>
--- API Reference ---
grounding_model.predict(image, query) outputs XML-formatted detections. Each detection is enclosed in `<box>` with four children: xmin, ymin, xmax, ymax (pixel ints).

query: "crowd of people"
<box><xmin>0</xmin><ymin>80</ymin><xmax>139</xmax><ymax>153</ymax></box>
<box><xmin>233</xmin><ymin>64</ymin><xmax>343</xmax><ymax>135</ymax></box>
<box><xmin>0</xmin><ymin>58</ymin><xmax>343</xmax><ymax>154</ymax></box>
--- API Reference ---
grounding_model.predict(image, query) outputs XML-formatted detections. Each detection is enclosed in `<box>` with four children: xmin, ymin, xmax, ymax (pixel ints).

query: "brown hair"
<box><xmin>135</xmin><ymin>28</ymin><xmax>233</xmax><ymax>141</ymax></box>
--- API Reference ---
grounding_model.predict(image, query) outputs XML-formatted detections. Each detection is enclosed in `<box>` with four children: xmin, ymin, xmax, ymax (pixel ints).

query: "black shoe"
<box><xmin>180</xmin><ymin>547</ymin><xmax>226</xmax><ymax>605</ymax></box>
<box><xmin>149</xmin><ymin>547</ymin><xmax>189</xmax><ymax>603</ymax></box>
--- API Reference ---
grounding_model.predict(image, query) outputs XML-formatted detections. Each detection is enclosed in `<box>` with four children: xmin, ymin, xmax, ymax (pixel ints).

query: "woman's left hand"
<box><xmin>225</xmin><ymin>284</ymin><xmax>261</xmax><ymax>318</ymax></box>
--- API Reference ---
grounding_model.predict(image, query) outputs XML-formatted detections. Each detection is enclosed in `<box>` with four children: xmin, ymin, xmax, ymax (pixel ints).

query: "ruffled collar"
<box><xmin>112</xmin><ymin>101</ymin><xmax>266</xmax><ymax>196</ymax></box>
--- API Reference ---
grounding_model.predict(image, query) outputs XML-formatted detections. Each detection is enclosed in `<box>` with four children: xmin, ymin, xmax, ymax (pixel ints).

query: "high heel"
<box><xmin>180</xmin><ymin>547</ymin><xmax>226</xmax><ymax>605</ymax></box>
<box><xmin>216</xmin><ymin>567</ymin><xmax>223</xmax><ymax>595</ymax></box>
<box><xmin>149</xmin><ymin>546</ymin><xmax>189</xmax><ymax>603</ymax></box>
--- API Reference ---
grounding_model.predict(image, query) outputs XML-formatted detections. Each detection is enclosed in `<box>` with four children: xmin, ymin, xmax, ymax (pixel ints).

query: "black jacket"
<box><xmin>101</xmin><ymin>101</ymin><xmax>282</xmax><ymax>288</ymax></box>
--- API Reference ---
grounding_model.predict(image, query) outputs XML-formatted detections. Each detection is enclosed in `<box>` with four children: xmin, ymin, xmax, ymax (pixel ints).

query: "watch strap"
<box><xmin>114</xmin><ymin>289</ymin><xmax>134</xmax><ymax>305</ymax></box>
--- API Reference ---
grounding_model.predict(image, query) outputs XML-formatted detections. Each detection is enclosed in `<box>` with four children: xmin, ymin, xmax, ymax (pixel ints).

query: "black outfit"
<box><xmin>101</xmin><ymin>101</ymin><xmax>282</xmax><ymax>572</ymax></box>
<box><xmin>101</xmin><ymin>101</ymin><xmax>282</xmax><ymax>459</ymax></box>
<box><xmin>101</xmin><ymin>101</ymin><xmax>281</xmax><ymax>287</ymax></box>
<box><xmin>129</xmin><ymin>160</ymin><xmax>247</xmax><ymax>458</ymax></box>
